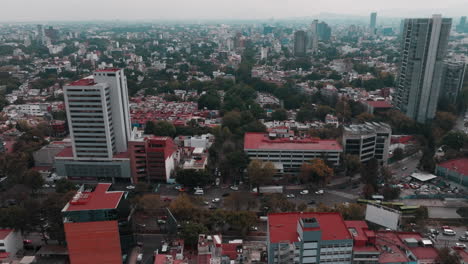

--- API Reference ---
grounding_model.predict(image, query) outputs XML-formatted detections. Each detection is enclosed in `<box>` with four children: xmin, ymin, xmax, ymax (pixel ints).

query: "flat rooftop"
<box><xmin>244</xmin><ymin>133</ymin><xmax>342</xmax><ymax>151</ymax></box>
<box><xmin>268</xmin><ymin>212</ymin><xmax>351</xmax><ymax>243</ymax></box>
<box><xmin>62</xmin><ymin>183</ymin><xmax>123</xmax><ymax>212</ymax></box>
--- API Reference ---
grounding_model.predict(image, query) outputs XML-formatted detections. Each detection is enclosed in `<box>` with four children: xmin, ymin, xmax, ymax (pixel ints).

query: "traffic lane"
<box><xmin>283</xmin><ymin>190</ymin><xmax>354</xmax><ymax>207</ymax></box>
<box><xmin>426</xmin><ymin>225</ymin><xmax>467</xmax><ymax>249</ymax></box>
<box><xmin>136</xmin><ymin>234</ymin><xmax>165</xmax><ymax>264</ymax></box>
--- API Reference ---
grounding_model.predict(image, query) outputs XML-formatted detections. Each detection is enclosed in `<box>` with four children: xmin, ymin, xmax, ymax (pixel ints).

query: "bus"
<box><xmin>357</xmin><ymin>199</ymin><xmax>380</xmax><ymax>204</ymax></box>
<box><xmin>399</xmin><ymin>205</ymin><xmax>420</xmax><ymax>214</ymax></box>
<box><xmin>381</xmin><ymin>201</ymin><xmax>405</xmax><ymax>207</ymax></box>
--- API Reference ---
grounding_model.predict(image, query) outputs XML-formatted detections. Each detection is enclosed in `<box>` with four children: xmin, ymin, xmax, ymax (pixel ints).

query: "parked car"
<box><xmin>194</xmin><ymin>189</ymin><xmax>204</xmax><ymax>195</ymax></box>
<box><xmin>126</xmin><ymin>185</ymin><xmax>135</xmax><ymax>190</ymax></box>
<box><xmin>443</xmin><ymin>229</ymin><xmax>456</xmax><ymax>236</ymax></box>
<box><xmin>250</xmin><ymin>226</ymin><xmax>258</xmax><ymax>231</ymax></box>
<box><xmin>459</xmin><ymin>236</ymin><xmax>468</xmax><ymax>242</ymax></box>
<box><xmin>286</xmin><ymin>194</ymin><xmax>295</xmax><ymax>198</ymax></box>
<box><xmin>230</xmin><ymin>186</ymin><xmax>239</xmax><ymax>191</ymax></box>
<box><xmin>315</xmin><ymin>190</ymin><xmax>324</xmax><ymax>195</ymax></box>
<box><xmin>212</xmin><ymin>198</ymin><xmax>221</xmax><ymax>203</ymax></box>
<box><xmin>157</xmin><ymin>219</ymin><xmax>166</xmax><ymax>225</ymax></box>
<box><xmin>300</xmin><ymin>190</ymin><xmax>309</xmax><ymax>195</ymax></box>
<box><xmin>453</xmin><ymin>243</ymin><xmax>466</xmax><ymax>249</ymax></box>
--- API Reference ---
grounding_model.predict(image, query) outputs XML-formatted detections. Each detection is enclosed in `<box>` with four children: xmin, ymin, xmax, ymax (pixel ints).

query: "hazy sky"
<box><xmin>2</xmin><ymin>0</ymin><xmax>467</xmax><ymax>22</ymax></box>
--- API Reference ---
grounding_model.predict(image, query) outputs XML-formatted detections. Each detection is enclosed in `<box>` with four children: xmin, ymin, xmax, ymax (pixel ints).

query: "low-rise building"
<box><xmin>244</xmin><ymin>133</ymin><xmax>343</xmax><ymax>174</ymax></box>
<box><xmin>62</xmin><ymin>183</ymin><xmax>132</xmax><ymax>264</ymax></box>
<box><xmin>436</xmin><ymin>158</ymin><xmax>468</xmax><ymax>187</ymax></box>
<box><xmin>363</xmin><ymin>100</ymin><xmax>393</xmax><ymax>115</ymax></box>
<box><xmin>342</xmin><ymin>122</ymin><xmax>392</xmax><ymax>165</ymax></box>
<box><xmin>33</xmin><ymin>140</ymin><xmax>71</xmax><ymax>167</ymax></box>
<box><xmin>0</xmin><ymin>229</ymin><xmax>23</xmax><ymax>261</ymax></box>
<box><xmin>267</xmin><ymin>212</ymin><xmax>353</xmax><ymax>264</ymax></box>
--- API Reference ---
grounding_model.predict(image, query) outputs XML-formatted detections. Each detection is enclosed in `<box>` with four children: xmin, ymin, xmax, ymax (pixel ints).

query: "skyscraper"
<box><xmin>64</xmin><ymin>69</ymin><xmax>131</xmax><ymax>159</ymax></box>
<box><xmin>394</xmin><ymin>15</ymin><xmax>452</xmax><ymax>123</ymax></box>
<box><xmin>294</xmin><ymin>30</ymin><xmax>307</xmax><ymax>57</ymax></box>
<box><xmin>456</xmin><ymin>16</ymin><xmax>467</xmax><ymax>33</ymax></box>
<box><xmin>370</xmin><ymin>12</ymin><xmax>377</xmax><ymax>34</ymax></box>
<box><xmin>317</xmin><ymin>22</ymin><xmax>331</xmax><ymax>42</ymax></box>
<box><xmin>308</xmin><ymin>20</ymin><xmax>319</xmax><ymax>53</ymax></box>
<box><xmin>439</xmin><ymin>61</ymin><xmax>466</xmax><ymax>104</ymax></box>
<box><xmin>55</xmin><ymin>69</ymin><xmax>132</xmax><ymax>182</ymax></box>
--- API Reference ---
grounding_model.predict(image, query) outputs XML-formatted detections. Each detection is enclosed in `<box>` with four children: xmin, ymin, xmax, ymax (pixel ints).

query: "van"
<box><xmin>194</xmin><ymin>189</ymin><xmax>204</xmax><ymax>195</ymax></box>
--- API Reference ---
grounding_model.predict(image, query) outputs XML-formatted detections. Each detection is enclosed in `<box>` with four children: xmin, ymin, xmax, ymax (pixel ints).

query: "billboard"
<box><xmin>365</xmin><ymin>204</ymin><xmax>401</xmax><ymax>230</ymax></box>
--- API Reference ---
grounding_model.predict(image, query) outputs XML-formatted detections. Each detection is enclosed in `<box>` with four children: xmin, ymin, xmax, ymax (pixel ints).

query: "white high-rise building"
<box><xmin>308</xmin><ymin>20</ymin><xmax>319</xmax><ymax>54</ymax></box>
<box><xmin>394</xmin><ymin>15</ymin><xmax>452</xmax><ymax>123</ymax></box>
<box><xmin>64</xmin><ymin>69</ymin><xmax>131</xmax><ymax>160</ymax></box>
<box><xmin>260</xmin><ymin>47</ymin><xmax>268</xmax><ymax>60</ymax></box>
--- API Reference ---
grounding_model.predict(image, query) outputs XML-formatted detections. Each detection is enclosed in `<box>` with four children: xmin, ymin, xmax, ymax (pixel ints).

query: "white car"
<box><xmin>300</xmin><ymin>190</ymin><xmax>309</xmax><ymax>195</ymax></box>
<box><xmin>315</xmin><ymin>190</ymin><xmax>324</xmax><ymax>195</ymax></box>
<box><xmin>454</xmin><ymin>243</ymin><xmax>466</xmax><ymax>249</ymax></box>
<box><xmin>443</xmin><ymin>229</ymin><xmax>456</xmax><ymax>236</ymax></box>
<box><xmin>250</xmin><ymin>226</ymin><xmax>258</xmax><ymax>231</ymax></box>
<box><xmin>126</xmin><ymin>185</ymin><xmax>135</xmax><ymax>190</ymax></box>
<box><xmin>137</xmin><ymin>253</ymin><xmax>143</xmax><ymax>262</ymax></box>
<box><xmin>42</xmin><ymin>184</ymin><xmax>50</xmax><ymax>188</ymax></box>
<box><xmin>212</xmin><ymin>198</ymin><xmax>221</xmax><ymax>203</ymax></box>
<box><xmin>286</xmin><ymin>194</ymin><xmax>295</xmax><ymax>198</ymax></box>
<box><xmin>230</xmin><ymin>186</ymin><xmax>239</xmax><ymax>191</ymax></box>
<box><xmin>174</xmin><ymin>185</ymin><xmax>183</xmax><ymax>190</ymax></box>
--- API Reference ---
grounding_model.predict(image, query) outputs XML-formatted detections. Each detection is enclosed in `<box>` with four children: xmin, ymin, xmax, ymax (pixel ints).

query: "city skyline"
<box><xmin>0</xmin><ymin>0</ymin><xmax>467</xmax><ymax>22</ymax></box>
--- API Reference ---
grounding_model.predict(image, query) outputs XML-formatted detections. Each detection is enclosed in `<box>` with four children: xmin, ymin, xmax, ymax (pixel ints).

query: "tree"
<box><xmin>222</xmin><ymin>111</ymin><xmax>242</xmax><ymax>132</ymax></box>
<box><xmin>247</xmin><ymin>160</ymin><xmax>275</xmax><ymax>193</ymax></box>
<box><xmin>181</xmin><ymin>222</ymin><xmax>208</xmax><ymax>247</ymax></box>
<box><xmin>436</xmin><ymin>248</ymin><xmax>461</xmax><ymax>264</ymax></box>
<box><xmin>198</xmin><ymin>91</ymin><xmax>221</xmax><ymax>110</ymax></box>
<box><xmin>300</xmin><ymin>159</ymin><xmax>334</xmax><ymax>186</ymax></box>
<box><xmin>356</xmin><ymin>112</ymin><xmax>375</xmax><ymax>123</ymax></box>
<box><xmin>393</xmin><ymin>147</ymin><xmax>404</xmax><ymax>161</ymax></box>
<box><xmin>271</xmin><ymin>108</ymin><xmax>288</xmax><ymax>121</ymax></box>
<box><xmin>344</xmin><ymin>154</ymin><xmax>361</xmax><ymax>177</ymax></box>
<box><xmin>169</xmin><ymin>194</ymin><xmax>197</xmax><ymax>220</ymax></box>
<box><xmin>263</xmin><ymin>194</ymin><xmax>296</xmax><ymax>213</ymax></box>
<box><xmin>55</xmin><ymin>178</ymin><xmax>76</xmax><ymax>193</ymax></box>
<box><xmin>21</xmin><ymin>169</ymin><xmax>44</xmax><ymax>193</ymax></box>
<box><xmin>225</xmin><ymin>211</ymin><xmax>257</xmax><ymax>236</ymax></box>
<box><xmin>134</xmin><ymin>194</ymin><xmax>161</xmax><ymax>215</ymax></box>
<box><xmin>434</xmin><ymin>111</ymin><xmax>456</xmax><ymax>132</ymax></box>
<box><xmin>419</xmin><ymin>148</ymin><xmax>435</xmax><ymax>172</ymax></box>
<box><xmin>224</xmin><ymin>192</ymin><xmax>257</xmax><ymax>211</ymax></box>
<box><xmin>362</xmin><ymin>184</ymin><xmax>375</xmax><ymax>199</ymax></box>
<box><xmin>381</xmin><ymin>186</ymin><xmax>401</xmax><ymax>200</ymax></box>
<box><xmin>441</xmin><ymin>131</ymin><xmax>468</xmax><ymax>150</ymax></box>
<box><xmin>176</xmin><ymin>169</ymin><xmax>213</xmax><ymax>187</ymax></box>
<box><xmin>145</xmin><ymin>121</ymin><xmax>176</xmax><ymax>137</ymax></box>
<box><xmin>360</xmin><ymin>158</ymin><xmax>379</xmax><ymax>188</ymax></box>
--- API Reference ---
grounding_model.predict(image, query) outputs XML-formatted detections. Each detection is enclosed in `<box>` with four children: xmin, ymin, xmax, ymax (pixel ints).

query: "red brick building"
<box><xmin>128</xmin><ymin>131</ymin><xmax>178</xmax><ymax>183</ymax></box>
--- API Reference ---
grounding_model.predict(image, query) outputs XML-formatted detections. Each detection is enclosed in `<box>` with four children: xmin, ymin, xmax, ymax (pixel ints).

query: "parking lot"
<box><xmin>425</xmin><ymin>225</ymin><xmax>468</xmax><ymax>249</ymax></box>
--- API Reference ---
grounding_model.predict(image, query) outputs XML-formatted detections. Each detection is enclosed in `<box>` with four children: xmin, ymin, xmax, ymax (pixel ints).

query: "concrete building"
<box><xmin>128</xmin><ymin>129</ymin><xmax>178</xmax><ymax>183</ymax></box>
<box><xmin>370</xmin><ymin>12</ymin><xmax>377</xmax><ymax>35</ymax></box>
<box><xmin>56</xmin><ymin>69</ymin><xmax>132</xmax><ymax>182</ymax></box>
<box><xmin>308</xmin><ymin>20</ymin><xmax>319</xmax><ymax>54</ymax></box>
<box><xmin>64</xmin><ymin>69</ymin><xmax>130</xmax><ymax>159</ymax></box>
<box><xmin>294</xmin><ymin>31</ymin><xmax>307</xmax><ymax>57</ymax></box>
<box><xmin>394</xmin><ymin>15</ymin><xmax>452</xmax><ymax>123</ymax></box>
<box><xmin>342</xmin><ymin>122</ymin><xmax>392</xmax><ymax>164</ymax></box>
<box><xmin>267</xmin><ymin>212</ymin><xmax>353</xmax><ymax>264</ymax></box>
<box><xmin>0</xmin><ymin>229</ymin><xmax>23</xmax><ymax>261</ymax></box>
<box><xmin>244</xmin><ymin>133</ymin><xmax>342</xmax><ymax>174</ymax></box>
<box><xmin>317</xmin><ymin>22</ymin><xmax>331</xmax><ymax>42</ymax></box>
<box><xmin>439</xmin><ymin>60</ymin><xmax>466</xmax><ymax>104</ymax></box>
<box><xmin>62</xmin><ymin>183</ymin><xmax>132</xmax><ymax>264</ymax></box>
<box><xmin>33</xmin><ymin>140</ymin><xmax>71</xmax><ymax>167</ymax></box>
